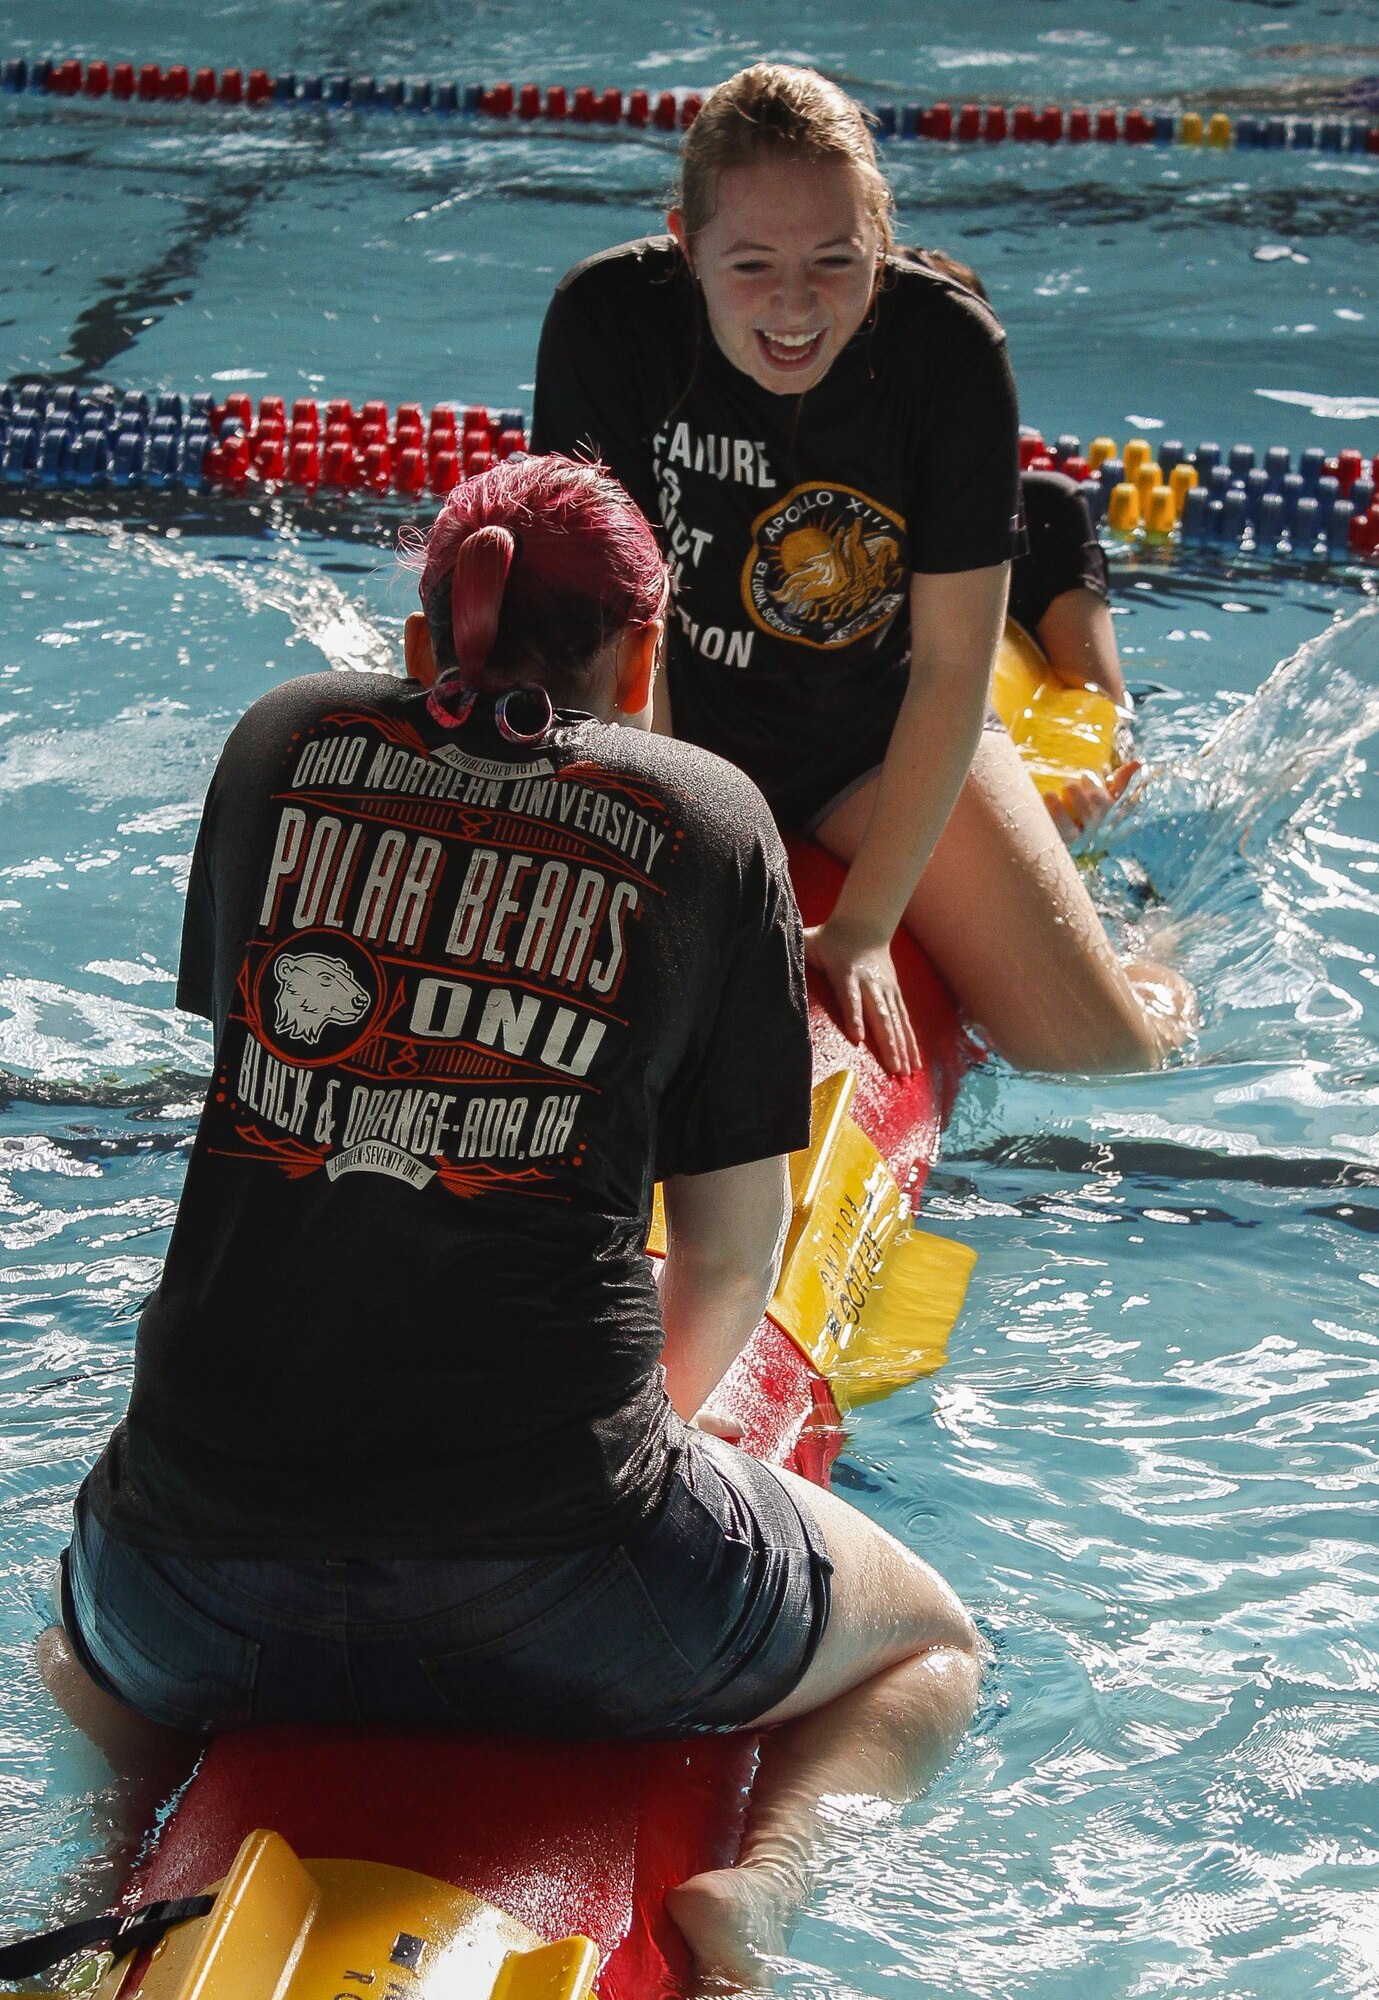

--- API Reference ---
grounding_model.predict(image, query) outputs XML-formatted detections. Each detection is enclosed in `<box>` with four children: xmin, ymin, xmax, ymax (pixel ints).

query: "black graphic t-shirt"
<box><xmin>1008</xmin><ymin>470</ymin><xmax>1109</xmax><ymax>639</ymax></box>
<box><xmin>532</xmin><ymin>236</ymin><xmax>1022</xmax><ymax>828</ymax></box>
<box><xmin>88</xmin><ymin>672</ymin><xmax>811</xmax><ymax>1558</ymax></box>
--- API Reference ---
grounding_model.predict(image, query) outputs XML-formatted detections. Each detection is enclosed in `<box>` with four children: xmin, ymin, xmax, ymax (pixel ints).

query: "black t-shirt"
<box><xmin>1009</xmin><ymin>470</ymin><xmax>1109</xmax><ymax>639</ymax></box>
<box><xmin>532</xmin><ymin>237</ymin><xmax>1022</xmax><ymax>830</ymax></box>
<box><xmin>88</xmin><ymin>672</ymin><xmax>811</xmax><ymax>1559</ymax></box>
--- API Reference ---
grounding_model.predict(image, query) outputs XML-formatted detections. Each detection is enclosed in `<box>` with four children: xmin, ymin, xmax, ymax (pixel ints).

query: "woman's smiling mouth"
<box><xmin>755</xmin><ymin>328</ymin><xmax>826</xmax><ymax>370</ymax></box>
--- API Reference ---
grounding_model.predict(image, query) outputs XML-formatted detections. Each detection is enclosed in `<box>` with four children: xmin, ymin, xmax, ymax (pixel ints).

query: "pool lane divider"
<box><xmin>1024</xmin><ymin>426</ymin><xmax>1379</xmax><ymax>561</ymax></box>
<box><xmin>4</xmin><ymin>57</ymin><xmax>702</xmax><ymax>132</ymax></box>
<box><xmin>6</xmin><ymin>57</ymin><xmax>1379</xmax><ymax>157</ymax></box>
<box><xmin>2</xmin><ymin>382</ymin><xmax>1377</xmax><ymax>569</ymax></box>
<box><xmin>0</xmin><ymin>383</ymin><xmax>527</xmax><ymax>499</ymax></box>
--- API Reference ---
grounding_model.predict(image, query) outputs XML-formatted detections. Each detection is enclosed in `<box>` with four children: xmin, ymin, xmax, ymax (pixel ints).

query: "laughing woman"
<box><xmin>533</xmin><ymin>62</ymin><xmax>1195</xmax><ymax>1075</ymax></box>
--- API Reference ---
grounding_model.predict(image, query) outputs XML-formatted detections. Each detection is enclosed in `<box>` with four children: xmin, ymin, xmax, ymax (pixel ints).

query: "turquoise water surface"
<box><xmin>1</xmin><ymin>3</ymin><xmax>1377</xmax><ymax>1993</ymax></box>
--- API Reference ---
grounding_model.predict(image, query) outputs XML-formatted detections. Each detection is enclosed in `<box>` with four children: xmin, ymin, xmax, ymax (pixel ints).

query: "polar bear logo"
<box><xmin>272</xmin><ymin>952</ymin><xmax>371</xmax><ymax>1046</ymax></box>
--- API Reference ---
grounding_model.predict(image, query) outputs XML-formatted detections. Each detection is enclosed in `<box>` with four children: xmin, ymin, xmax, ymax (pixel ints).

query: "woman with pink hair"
<box><xmin>40</xmin><ymin>453</ymin><xmax>981</xmax><ymax>1990</ymax></box>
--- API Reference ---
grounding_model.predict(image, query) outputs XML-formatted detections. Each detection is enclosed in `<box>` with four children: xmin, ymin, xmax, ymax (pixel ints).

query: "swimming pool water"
<box><xmin>1</xmin><ymin>1</ymin><xmax>1377</xmax><ymax>1992</ymax></box>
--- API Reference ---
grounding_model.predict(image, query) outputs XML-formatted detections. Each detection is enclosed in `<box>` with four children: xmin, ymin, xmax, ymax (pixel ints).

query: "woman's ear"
<box><xmin>404</xmin><ymin>612</ymin><xmax>437</xmax><ymax>687</ymax></box>
<box><xmin>667</xmin><ymin>209</ymin><xmax>692</xmax><ymax>270</ymax></box>
<box><xmin>614</xmin><ymin>621</ymin><xmax>661</xmax><ymax>720</ymax></box>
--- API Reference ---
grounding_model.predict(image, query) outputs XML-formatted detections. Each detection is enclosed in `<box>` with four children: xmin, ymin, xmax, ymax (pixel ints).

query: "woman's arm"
<box><xmin>1036</xmin><ymin>586</ymin><xmax>1127</xmax><ymax>705</ymax></box>
<box><xmin>1034</xmin><ymin>586</ymin><xmax>1139</xmax><ymax>840</ymax></box>
<box><xmin>810</xmin><ymin>562</ymin><xmax>1008</xmax><ymax>1073</ymax></box>
<box><xmin>658</xmin><ymin>1155</ymin><xmax>791</xmax><ymax>1420</ymax></box>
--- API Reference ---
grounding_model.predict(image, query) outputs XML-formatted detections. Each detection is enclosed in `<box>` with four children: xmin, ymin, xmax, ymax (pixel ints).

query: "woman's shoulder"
<box><xmin>1020</xmin><ymin>467</ymin><xmax>1092</xmax><ymax>532</ymax></box>
<box><xmin>585</xmin><ymin>725</ymin><xmax>787</xmax><ymax>861</ymax></box>
<box><xmin>232</xmin><ymin>668</ymin><xmax>407</xmax><ymax>733</ymax></box>
<box><xmin>876</xmin><ymin>249</ymin><xmax>1010</xmax><ymax>351</ymax></box>
<box><xmin>553</xmin><ymin>234</ymin><xmax>688</xmax><ymax>314</ymax></box>
<box><xmin>213</xmin><ymin>671</ymin><xmax>410</xmax><ymax>777</ymax></box>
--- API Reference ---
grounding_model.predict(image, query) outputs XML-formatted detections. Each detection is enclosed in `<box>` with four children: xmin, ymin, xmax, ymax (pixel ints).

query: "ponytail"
<box><xmin>451</xmin><ymin>524</ymin><xmax>518</xmax><ymax>684</ymax></box>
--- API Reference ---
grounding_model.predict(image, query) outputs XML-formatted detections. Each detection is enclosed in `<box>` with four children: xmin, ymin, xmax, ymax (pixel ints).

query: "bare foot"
<box><xmin>666</xmin><ymin>1861</ymin><xmax>802</xmax><ymax>1993</ymax></box>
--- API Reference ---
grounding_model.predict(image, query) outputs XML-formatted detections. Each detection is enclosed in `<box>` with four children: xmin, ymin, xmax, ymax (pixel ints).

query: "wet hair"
<box><xmin>675</xmin><ymin>63</ymin><xmax>894</xmax><ymax>253</ymax></box>
<box><xmin>404</xmin><ymin>454</ymin><xmax>669</xmax><ymax>709</ymax></box>
<box><xmin>919</xmin><ymin>248</ymin><xmax>989</xmax><ymax>303</ymax></box>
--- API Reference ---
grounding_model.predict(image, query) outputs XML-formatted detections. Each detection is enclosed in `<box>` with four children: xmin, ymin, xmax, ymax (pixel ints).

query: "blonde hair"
<box><xmin>675</xmin><ymin>64</ymin><xmax>894</xmax><ymax>252</ymax></box>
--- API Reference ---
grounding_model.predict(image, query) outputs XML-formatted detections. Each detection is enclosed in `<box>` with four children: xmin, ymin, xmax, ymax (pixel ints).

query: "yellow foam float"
<box><xmin>82</xmin><ymin>1829</ymin><xmax>599</xmax><ymax>1999</ymax></box>
<box><xmin>989</xmin><ymin>618</ymin><xmax>1123</xmax><ymax>795</ymax></box>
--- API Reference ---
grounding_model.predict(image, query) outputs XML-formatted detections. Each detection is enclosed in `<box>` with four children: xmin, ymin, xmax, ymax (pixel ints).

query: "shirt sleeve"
<box><xmin>1007</xmin><ymin>469</ymin><xmax>1109</xmax><ymax>634</ymax></box>
<box><xmin>175</xmin><ymin>780</ymin><xmax>219</xmax><ymax>1022</ymax></box>
<box><xmin>655</xmin><ymin>829</ymin><xmax>813</xmax><ymax>1178</ymax></box>
<box><xmin>907</xmin><ymin>290</ymin><xmax>1023</xmax><ymax>575</ymax></box>
<box><xmin>531</xmin><ymin>266</ymin><xmax>661</xmax><ymax>525</ymax></box>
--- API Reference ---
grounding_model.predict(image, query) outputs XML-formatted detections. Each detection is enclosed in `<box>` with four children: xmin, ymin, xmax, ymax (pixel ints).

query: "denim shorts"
<box><xmin>60</xmin><ymin>1430</ymin><xmax>832</xmax><ymax>1740</ymax></box>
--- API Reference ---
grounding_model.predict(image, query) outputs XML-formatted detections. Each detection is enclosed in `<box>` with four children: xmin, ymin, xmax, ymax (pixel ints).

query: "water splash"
<box><xmin>1104</xmin><ymin>605</ymin><xmax>1379</xmax><ymax>1063</ymax></box>
<box><xmin>98</xmin><ymin>524</ymin><xmax>398</xmax><ymax>679</ymax></box>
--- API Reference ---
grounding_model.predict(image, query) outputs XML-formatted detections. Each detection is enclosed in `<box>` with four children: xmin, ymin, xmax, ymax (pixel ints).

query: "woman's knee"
<box><xmin>772</xmin><ymin>1471</ymin><xmax>978</xmax><ymax>1691</ymax></box>
<box><xmin>908</xmin><ymin>742</ymin><xmax>1186</xmax><ymax>1072</ymax></box>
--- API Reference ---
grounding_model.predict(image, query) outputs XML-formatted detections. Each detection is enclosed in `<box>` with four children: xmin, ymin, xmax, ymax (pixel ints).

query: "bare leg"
<box><xmin>37</xmin><ymin>1626</ymin><xmax>199</xmax><ymax>1792</ymax></box>
<box><xmin>818</xmin><ymin>728</ymin><xmax>1196</xmax><ymax>1073</ymax></box>
<box><xmin>667</xmin><ymin>1472</ymin><xmax>983</xmax><ymax>1990</ymax></box>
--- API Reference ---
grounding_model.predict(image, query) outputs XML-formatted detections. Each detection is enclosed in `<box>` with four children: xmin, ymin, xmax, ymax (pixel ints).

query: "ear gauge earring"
<box><xmin>495</xmin><ymin>685</ymin><xmax>555</xmax><ymax>744</ymax></box>
<box><xmin>426</xmin><ymin>680</ymin><xmax>476</xmax><ymax>731</ymax></box>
